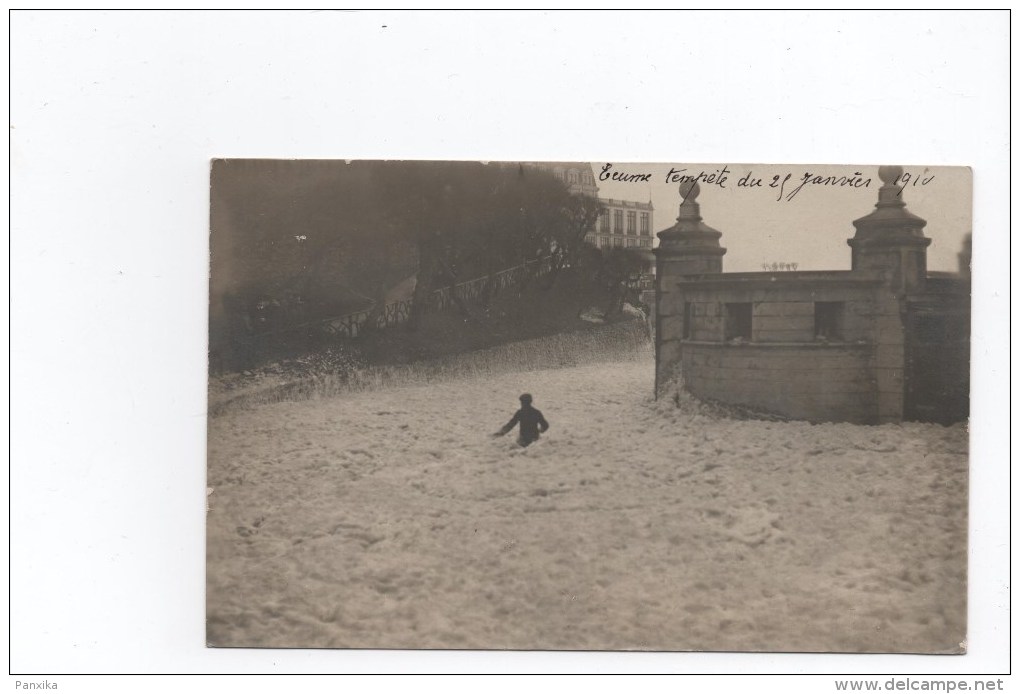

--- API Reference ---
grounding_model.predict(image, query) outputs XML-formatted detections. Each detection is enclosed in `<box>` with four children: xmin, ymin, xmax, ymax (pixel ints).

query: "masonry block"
<box><xmin>657</xmin><ymin>296</ymin><xmax>680</xmax><ymax>317</ymax></box>
<box><xmin>699</xmin><ymin>302</ymin><xmax>722</xmax><ymax>317</ymax></box>
<box><xmin>847</xmin><ymin>300</ymin><xmax>876</xmax><ymax>316</ymax></box>
<box><xmin>659</xmin><ymin>317</ymin><xmax>685</xmax><ymax>342</ymax></box>
<box><xmin>782</xmin><ymin>301</ymin><xmax>815</xmax><ymax>316</ymax></box>
<box><xmin>753</xmin><ymin>302</ymin><xmax>785</xmax><ymax>317</ymax></box>
<box><xmin>874</xmin><ymin>316</ymin><xmax>906</xmax><ymax>335</ymax></box>
<box><xmin>874</xmin><ymin>345</ymin><xmax>905</xmax><ymax>370</ymax></box>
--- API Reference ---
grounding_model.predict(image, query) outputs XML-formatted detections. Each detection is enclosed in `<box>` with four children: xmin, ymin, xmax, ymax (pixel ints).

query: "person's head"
<box><xmin>519</xmin><ymin>393</ymin><xmax>533</xmax><ymax>406</ymax></box>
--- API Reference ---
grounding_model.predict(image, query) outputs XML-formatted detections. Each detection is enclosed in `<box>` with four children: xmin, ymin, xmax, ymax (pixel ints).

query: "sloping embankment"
<box><xmin>209</xmin><ymin>320</ymin><xmax>651</xmax><ymax>416</ymax></box>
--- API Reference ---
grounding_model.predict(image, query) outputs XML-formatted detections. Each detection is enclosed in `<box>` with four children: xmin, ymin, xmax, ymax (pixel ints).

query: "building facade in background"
<box><xmin>523</xmin><ymin>162</ymin><xmax>655</xmax><ymax>255</ymax></box>
<box><xmin>587</xmin><ymin>198</ymin><xmax>655</xmax><ymax>253</ymax></box>
<box><xmin>526</xmin><ymin>162</ymin><xmax>657</xmax><ymax>305</ymax></box>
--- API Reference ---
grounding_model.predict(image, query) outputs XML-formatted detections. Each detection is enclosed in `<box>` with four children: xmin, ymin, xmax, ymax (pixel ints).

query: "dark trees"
<box><xmin>544</xmin><ymin>193</ymin><xmax>605</xmax><ymax>289</ymax></box>
<box><xmin>209</xmin><ymin>160</ymin><xmax>603</xmax><ymax>367</ymax></box>
<box><xmin>585</xmin><ymin>246</ymin><xmax>647</xmax><ymax>318</ymax></box>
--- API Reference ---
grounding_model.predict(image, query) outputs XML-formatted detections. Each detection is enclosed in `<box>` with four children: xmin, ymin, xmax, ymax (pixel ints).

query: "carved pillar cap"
<box><xmin>656</xmin><ymin>181</ymin><xmax>726</xmax><ymax>257</ymax></box>
<box><xmin>679</xmin><ymin>180</ymin><xmax>700</xmax><ymax>203</ymax></box>
<box><xmin>850</xmin><ymin>165</ymin><xmax>929</xmax><ymax>245</ymax></box>
<box><xmin>878</xmin><ymin>165</ymin><xmax>903</xmax><ymax>186</ymax></box>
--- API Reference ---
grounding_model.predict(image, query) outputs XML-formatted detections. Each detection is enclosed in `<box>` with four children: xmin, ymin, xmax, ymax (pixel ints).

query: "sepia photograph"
<box><xmin>206</xmin><ymin>160</ymin><xmax>971</xmax><ymax>653</ymax></box>
<box><xmin>11</xmin><ymin>9</ymin><xmax>1009</xmax><ymax>686</ymax></box>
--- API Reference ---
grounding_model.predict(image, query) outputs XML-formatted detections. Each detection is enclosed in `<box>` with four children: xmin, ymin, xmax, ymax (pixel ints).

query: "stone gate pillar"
<box><xmin>848</xmin><ymin>165</ymin><xmax>931</xmax><ymax>294</ymax></box>
<box><xmin>653</xmin><ymin>181</ymin><xmax>726</xmax><ymax>395</ymax></box>
<box><xmin>848</xmin><ymin>165</ymin><xmax>932</xmax><ymax>422</ymax></box>
<box><xmin>957</xmin><ymin>233</ymin><xmax>972</xmax><ymax>279</ymax></box>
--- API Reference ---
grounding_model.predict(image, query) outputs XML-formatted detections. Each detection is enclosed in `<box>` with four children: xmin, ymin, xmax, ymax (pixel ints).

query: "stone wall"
<box><xmin>656</xmin><ymin>272</ymin><xmax>907</xmax><ymax>423</ymax></box>
<box><xmin>682</xmin><ymin>342</ymin><xmax>876</xmax><ymax>422</ymax></box>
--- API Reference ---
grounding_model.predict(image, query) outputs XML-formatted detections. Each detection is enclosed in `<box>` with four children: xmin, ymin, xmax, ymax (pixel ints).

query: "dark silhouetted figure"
<box><xmin>494</xmin><ymin>393</ymin><xmax>549</xmax><ymax>447</ymax></box>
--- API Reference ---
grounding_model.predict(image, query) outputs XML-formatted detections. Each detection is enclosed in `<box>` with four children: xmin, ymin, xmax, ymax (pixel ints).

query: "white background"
<box><xmin>8</xmin><ymin>8</ymin><xmax>1011</xmax><ymax>688</ymax></box>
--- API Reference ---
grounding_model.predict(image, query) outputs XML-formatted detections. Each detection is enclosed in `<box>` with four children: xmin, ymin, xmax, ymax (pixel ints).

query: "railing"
<box><xmin>280</xmin><ymin>256</ymin><xmax>553</xmax><ymax>339</ymax></box>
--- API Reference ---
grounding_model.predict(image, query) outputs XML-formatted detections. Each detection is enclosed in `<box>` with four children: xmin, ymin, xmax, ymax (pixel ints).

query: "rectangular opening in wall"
<box><xmin>724</xmin><ymin>302</ymin><xmax>752</xmax><ymax>341</ymax></box>
<box><xmin>683</xmin><ymin>302</ymin><xmax>692</xmax><ymax>339</ymax></box>
<box><xmin>814</xmin><ymin>302</ymin><xmax>844</xmax><ymax>341</ymax></box>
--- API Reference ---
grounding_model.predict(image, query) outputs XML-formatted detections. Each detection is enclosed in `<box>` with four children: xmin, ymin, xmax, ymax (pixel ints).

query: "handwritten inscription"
<box><xmin>769</xmin><ymin>171</ymin><xmax>873</xmax><ymax>202</ymax></box>
<box><xmin>599</xmin><ymin>163</ymin><xmax>652</xmax><ymax>183</ymax></box>
<box><xmin>600</xmin><ymin>163</ymin><xmax>731</xmax><ymax>188</ymax></box>
<box><xmin>665</xmin><ymin>166</ymin><xmax>730</xmax><ymax>188</ymax></box>
<box><xmin>598</xmin><ymin>163</ymin><xmax>935</xmax><ymax>202</ymax></box>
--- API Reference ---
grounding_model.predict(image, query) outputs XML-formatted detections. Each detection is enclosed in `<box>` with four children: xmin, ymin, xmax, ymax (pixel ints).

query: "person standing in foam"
<box><xmin>493</xmin><ymin>393</ymin><xmax>549</xmax><ymax>447</ymax></box>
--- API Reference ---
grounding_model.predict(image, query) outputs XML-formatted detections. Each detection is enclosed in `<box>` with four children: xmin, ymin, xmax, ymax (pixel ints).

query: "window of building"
<box><xmin>640</xmin><ymin>238</ymin><xmax>651</xmax><ymax>248</ymax></box>
<box><xmin>600</xmin><ymin>210</ymin><xmax>610</xmax><ymax>233</ymax></box>
<box><xmin>640</xmin><ymin>212</ymin><xmax>650</xmax><ymax>236</ymax></box>
<box><xmin>627</xmin><ymin>211</ymin><xmax>637</xmax><ymax>235</ymax></box>
<box><xmin>683</xmin><ymin>302</ymin><xmax>692</xmax><ymax>339</ymax></box>
<box><xmin>613</xmin><ymin>209</ymin><xmax>623</xmax><ymax>233</ymax></box>
<box><xmin>814</xmin><ymin>302</ymin><xmax>844</xmax><ymax>341</ymax></box>
<box><xmin>626</xmin><ymin>238</ymin><xmax>636</xmax><ymax>247</ymax></box>
<box><xmin>613</xmin><ymin>236</ymin><xmax>623</xmax><ymax>248</ymax></box>
<box><xmin>725</xmin><ymin>303</ymin><xmax>752</xmax><ymax>341</ymax></box>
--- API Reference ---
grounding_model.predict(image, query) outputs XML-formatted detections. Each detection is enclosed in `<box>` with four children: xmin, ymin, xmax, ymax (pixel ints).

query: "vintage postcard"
<box><xmin>207</xmin><ymin>160</ymin><xmax>970</xmax><ymax>652</ymax></box>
